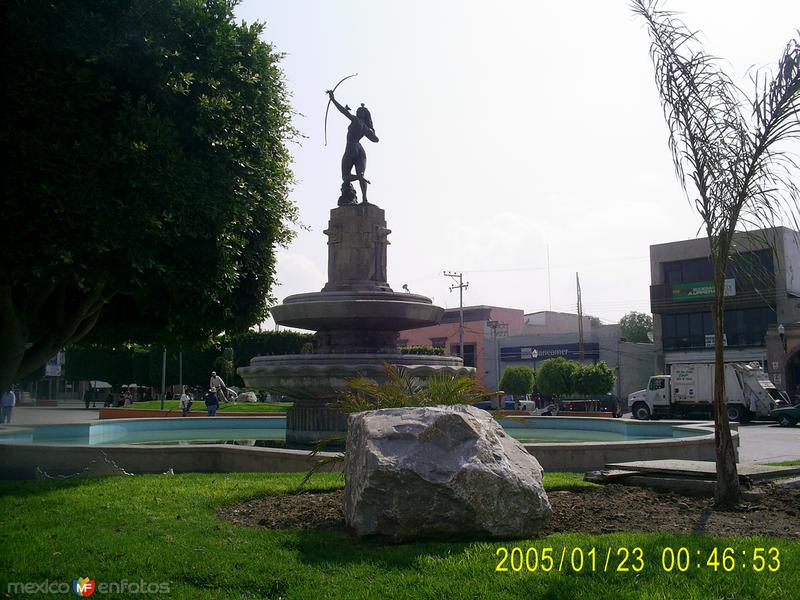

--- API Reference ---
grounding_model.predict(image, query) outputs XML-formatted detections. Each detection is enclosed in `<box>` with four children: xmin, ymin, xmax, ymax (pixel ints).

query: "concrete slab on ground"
<box><xmin>605</xmin><ymin>459</ymin><xmax>800</xmax><ymax>481</ymax></box>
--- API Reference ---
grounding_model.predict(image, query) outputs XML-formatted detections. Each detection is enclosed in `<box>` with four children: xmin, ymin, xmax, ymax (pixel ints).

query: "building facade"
<box><xmin>398</xmin><ymin>306</ymin><xmax>525</xmax><ymax>387</ymax></box>
<box><xmin>649</xmin><ymin>227</ymin><xmax>800</xmax><ymax>388</ymax></box>
<box><xmin>401</xmin><ymin>307</ymin><xmax>655</xmax><ymax>396</ymax></box>
<box><xmin>495</xmin><ymin>327</ymin><xmax>655</xmax><ymax>399</ymax></box>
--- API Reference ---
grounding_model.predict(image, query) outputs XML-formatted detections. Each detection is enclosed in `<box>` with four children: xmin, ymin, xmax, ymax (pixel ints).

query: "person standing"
<box><xmin>209</xmin><ymin>371</ymin><xmax>227</xmax><ymax>403</ymax></box>
<box><xmin>205</xmin><ymin>388</ymin><xmax>219</xmax><ymax>416</ymax></box>
<box><xmin>179</xmin><ymin>387</ymin><xmax>192</xmax><ymax>417</ymax></box>
<box><xmin>1</xmin><ymin>388</ymin><xmax>16</xmax><ymax>424</ymax></box>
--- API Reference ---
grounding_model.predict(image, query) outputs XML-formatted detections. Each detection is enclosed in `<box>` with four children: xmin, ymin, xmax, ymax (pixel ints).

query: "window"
<box><xmin>662</xmin><ymin>306</ymin><xmax>775</xmax><ymax>350</ymax></box>
<box><xmin>663</xmin><ymin>257</ymin><xmax>712</xmax><ymax>285</ymax></box>
<box><xmin>430</xmin><ymin>337</ymin><xmax>447</xmax><ymax>349</ymax></box>
<box><xmin>450</xmin><ymin>343</ymin><xmax>476</xmax><ymax>368</ymax></box>
<box><xmin>649</xmin><ymin>378</ymin><xmax>666</xmax><ymax>390</ymax></box>
<box><xmin>664</xmin><ymin>250</ymin><xmax>774</xmax><ymax>288</ymax></box>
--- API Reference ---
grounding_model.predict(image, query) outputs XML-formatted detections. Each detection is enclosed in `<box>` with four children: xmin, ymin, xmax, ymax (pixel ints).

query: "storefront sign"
<box><xmin>500</xmin><ymin>343</ymin><xmax>599</xmax><ymax>362</ymax></box>
<box><xmin>704</xmin><ymin>334</ymin><xmax>728</xmax><ymax>348</ymax></box>
<box><xmin>672</xmin><ymin>278</ymin><xmax>735</xmax><ymax>301</ymax></box>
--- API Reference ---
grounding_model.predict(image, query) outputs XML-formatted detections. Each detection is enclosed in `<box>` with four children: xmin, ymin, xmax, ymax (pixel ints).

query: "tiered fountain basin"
<box><xmin>0</xmin><ymin>416</ymin><xmax>727</xmax><ymax>479</ymax></box>
<box><xmin>271</xmin><ymin>290</ymin><xmax>445</xmax><ymax>332</ymax></box>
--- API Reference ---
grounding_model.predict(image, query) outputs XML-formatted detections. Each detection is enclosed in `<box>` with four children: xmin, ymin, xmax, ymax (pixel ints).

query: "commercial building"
<box><xmin>649</xmin><ymin>227</ymin><xmax>800</xmax><ymax>393</ymax></box>
<box><xmin>496</xmin><ymin>327</ymin><xmax>655</xmax><ymax>399</ymax></box>
<box><xmin>400</xmin><ymin>307</ymin><xmax>655</xmax><ymax>396</ymax></box>
<box><xmin>398</xmin><ymin>306</ymin><xmax>525</xmax><ymax>387</ymax></box>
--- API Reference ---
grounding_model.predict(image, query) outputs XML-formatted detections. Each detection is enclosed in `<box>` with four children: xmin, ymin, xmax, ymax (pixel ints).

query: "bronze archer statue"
<box><xmin>326</xmin><ymin>89</ymin><xmax>379</xmax><ymax>204</ymax></box>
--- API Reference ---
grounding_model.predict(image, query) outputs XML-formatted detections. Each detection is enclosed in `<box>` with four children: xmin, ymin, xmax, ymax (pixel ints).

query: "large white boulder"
<box><xmin>237</xmin><ymin>391</ymin><xmax>258</xmax><ymax>403</ymax></box>
<box><xmin>344</xmin><ymin>404</ymin><xmax>551</xmax><ymax>540</ymax></box>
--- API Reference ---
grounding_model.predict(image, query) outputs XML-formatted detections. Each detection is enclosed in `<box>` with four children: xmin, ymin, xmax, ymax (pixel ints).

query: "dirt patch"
<box><xmin>222</xmin><ymin>490</ymin><xmax>346</xmax><ymax>532</ymax></box>
<box><xmin>218</xmin><ymin>484</ymin><xmax>800</xmax><ymax>538</ymax></box>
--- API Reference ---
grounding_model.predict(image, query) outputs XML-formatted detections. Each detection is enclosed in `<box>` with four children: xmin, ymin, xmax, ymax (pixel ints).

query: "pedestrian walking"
<box><xmin>1</xmin><ymin>388</ymin><xmax>16</xmax><ymax>424</ymax></box>
<box><xmin>205</xmin><ymin>388</ymin><xmax>219</xmax><ymax>416</ymax></box>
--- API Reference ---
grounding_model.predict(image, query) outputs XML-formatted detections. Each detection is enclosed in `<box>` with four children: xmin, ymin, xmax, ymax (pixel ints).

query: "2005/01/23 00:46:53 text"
<box><xmin>495</xmin><ymin>546</ymin><xmax>781</xmax><ymax>573</ymax></box>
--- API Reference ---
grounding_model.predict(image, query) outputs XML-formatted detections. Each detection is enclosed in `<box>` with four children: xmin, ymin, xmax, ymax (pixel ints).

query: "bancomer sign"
<box><xmin>500</xmin><ymin>343</ymin><xmax>600</xmax><ymax>362</ymax></box>
<box><xmin>672</xmin><ymin>278</ymin><xmax>735</xmax><ymax>301</ymax></box>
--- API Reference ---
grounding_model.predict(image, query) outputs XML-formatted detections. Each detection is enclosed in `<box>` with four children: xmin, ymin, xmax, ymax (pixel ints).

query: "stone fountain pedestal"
<box><xmin>238</xmin><ymin>202</ymin><xmax>470</xmax><ymax>446</ymax></box>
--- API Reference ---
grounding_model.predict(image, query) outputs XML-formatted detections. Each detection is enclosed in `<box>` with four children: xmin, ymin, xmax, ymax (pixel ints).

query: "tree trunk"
<box><xmin>0</xmin><ymin>280</ymin><xmax>109</xmax><ymax>394</ymax></box>
<box><xmin>0</xmin><ymin>285</ymin><xmax>28</xmax><ymax>394</ymax></box>
<box><xmin>712</xmin><ymin>273</ymin><xmax>740</xmax><ymax>508</ymax></box>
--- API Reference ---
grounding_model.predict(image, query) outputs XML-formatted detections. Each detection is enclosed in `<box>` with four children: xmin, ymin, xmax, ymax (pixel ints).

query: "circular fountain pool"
<box><xmin>0</xmin><ymin>416</ymin><xmax>724</xmax><ymax>478</ymax></box>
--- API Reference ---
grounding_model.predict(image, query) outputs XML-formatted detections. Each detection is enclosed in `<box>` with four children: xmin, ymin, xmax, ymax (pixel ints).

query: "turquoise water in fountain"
<box><xmin>0</xmin><ymin>416</ymin><xmax>705</xmax><ymax>446</ymax></box>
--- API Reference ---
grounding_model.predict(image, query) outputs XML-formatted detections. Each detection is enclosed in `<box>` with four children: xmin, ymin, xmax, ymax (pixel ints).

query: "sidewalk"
<box><xmin>3</xmin><ymin>407</ymin><xmax>99</xmax><ymax>426</ymax></box>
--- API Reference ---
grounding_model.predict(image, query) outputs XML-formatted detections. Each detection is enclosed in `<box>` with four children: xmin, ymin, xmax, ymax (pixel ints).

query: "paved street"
<box><xmin>736</xmin><ymin>421</ymin><xmax>800</xmax><ymax>464</ymax></box>
<box><xmin>3</xmin><ymin>408</ymin><xmax>798</xmax><ymax>464</ymax></box>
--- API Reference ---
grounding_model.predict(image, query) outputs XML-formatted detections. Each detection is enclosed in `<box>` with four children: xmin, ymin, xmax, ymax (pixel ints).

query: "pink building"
<box><xmin>399</xmin><ymin>305</ymin><xmax>525</xmax><ymax>387</ymax></box>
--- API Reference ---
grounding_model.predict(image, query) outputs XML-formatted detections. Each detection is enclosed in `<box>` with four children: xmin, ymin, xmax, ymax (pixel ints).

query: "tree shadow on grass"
<box><xmin>290</xmin><ymin>527</ymin><xmax>480</xmax><ymax>570</ymax></box>
<box><xmin>0</xmin><ymin>473</ymin><xmax>113</xmax><ymax>500</ymax></box>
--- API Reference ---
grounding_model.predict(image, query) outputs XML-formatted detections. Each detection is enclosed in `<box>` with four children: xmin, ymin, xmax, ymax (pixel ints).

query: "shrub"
<box><xmin>499</xmin><ymin>366</ymin><xmax>535</xmax><ymax>398</ymax></box>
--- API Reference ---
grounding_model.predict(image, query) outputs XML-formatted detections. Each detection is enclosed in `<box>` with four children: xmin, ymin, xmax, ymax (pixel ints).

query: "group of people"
<box><xmin>177</xmin><ymin>371</ymin><xmax>231</xmax><ymax>417</ymax></box>
<box><xmin>0</xmin><ymin>369</ymin><xmax>233</xmax><ymax>423</ymax></box>
<box><xmin>84</xmin><ymin>388</ymin><xmax>135</xmax><ymax>409</ymax></box>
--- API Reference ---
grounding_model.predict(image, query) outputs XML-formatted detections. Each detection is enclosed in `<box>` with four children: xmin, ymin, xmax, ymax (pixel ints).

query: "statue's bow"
<box><xmin>324</xmin><ymin>73</ymin><xmax>358</xmax><ymax>146</ymax></box>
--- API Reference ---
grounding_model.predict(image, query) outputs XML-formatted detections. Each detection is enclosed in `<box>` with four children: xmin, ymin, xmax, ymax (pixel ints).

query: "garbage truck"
<box><xmin>627</xmin><ymin>362</ymin><xmax>786</xmax><ymax>422</ymax></box>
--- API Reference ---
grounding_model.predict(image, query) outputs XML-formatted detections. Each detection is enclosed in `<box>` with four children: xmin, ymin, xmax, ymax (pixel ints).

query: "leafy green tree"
<box><xmin>230</xmin><ymin>330</ymin><xmax>314</xmax><ymax>378</ymax></box>
<box><xmin>634</xmin><ymin>0</ymin><xmax>800</xmax><ymax>506</ymax></box>
<box><xmin>1</xmin><ymin>0</ymin><xmax>297</xmax><ymax>393</ymax></box>
<box><xmin>499</xmin><ymin>366</ymin><xmax>535</xmax><ymax>399</ymax></box>
<box><xmin>574</xmin><ymin>362</ymin><xmax>616</xmax><ymax>396</ymax></box>
<box><xmin>619</xmin><ymin>312</ymin><xmax>653</xmax><ymax>343</ymax></box>
<box><xmin>214</xmin><ymin>347</ymin><xmax>235</xmax><ymax>384</ymax></box>
<box><xmin>535</xmin><ymin>357</ymin><xmax>577</xmax><ymax>398</ymax></box>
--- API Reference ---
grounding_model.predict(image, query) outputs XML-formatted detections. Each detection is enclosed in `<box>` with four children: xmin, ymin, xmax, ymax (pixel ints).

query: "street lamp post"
<box><xmin>530</xmin><ymin>348</ymin><xmax>538</xmax><ymax>408</ymax></box>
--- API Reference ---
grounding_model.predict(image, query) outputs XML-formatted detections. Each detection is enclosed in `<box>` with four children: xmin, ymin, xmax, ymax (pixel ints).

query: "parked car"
<box><xmin>472</xmin><ymin>398</ymin><xmax>516</xmax><ymax>411</ymax></box>
<box><xmin>771</xmin><ymin>403</ymin><xmax>800</xmax><ymax>427</ymax></box>
<box><xmin>560</xmin><ymin>395</ymin><xmax>623</xmax><ymax>418</ymax></box>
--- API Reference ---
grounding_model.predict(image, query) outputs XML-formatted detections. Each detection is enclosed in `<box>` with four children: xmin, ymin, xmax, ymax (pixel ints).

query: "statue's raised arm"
<box><xmin>327</xmin><ymin>91</ymin><xmax>356</xmax><ymax>122</ymax></box>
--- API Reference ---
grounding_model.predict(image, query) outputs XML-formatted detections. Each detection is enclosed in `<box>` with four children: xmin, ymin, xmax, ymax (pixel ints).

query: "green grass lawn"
<box><xmin>127</xmin><ymin>400</ymin><xmax>291</xmax><ymax>413</ymax></box>
<box><xmin>767</xmin><ymin>459</ymin><xmax>800</xmax><ymax>467</ymax></box>
<box><xmin>1</xmin><ymin>472</ymin><xmax>796</xmax><ymax>599</ymax></box>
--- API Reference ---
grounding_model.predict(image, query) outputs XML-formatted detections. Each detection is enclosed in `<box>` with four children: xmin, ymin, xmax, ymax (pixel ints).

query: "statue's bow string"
<box><xmin>324</xmin><ymin>73</ymin><xmax>358</xmax><ymax>147</ymax></box>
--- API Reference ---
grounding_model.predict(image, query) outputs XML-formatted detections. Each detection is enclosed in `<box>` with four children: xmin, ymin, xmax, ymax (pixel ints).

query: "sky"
<box><xmin>234</xmin><ymin>0</ymin><xmax>800</xmax><ymax>327</ymax></box>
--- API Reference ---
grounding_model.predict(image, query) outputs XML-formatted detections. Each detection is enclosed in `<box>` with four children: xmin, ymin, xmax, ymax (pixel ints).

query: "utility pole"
<box><xmin>444</xmin><ymin>271</ymin><xmax>469</xmax><ymax>360</ymax></box>
<box><xmin>576</xmin><ymin>272</ymin><xmax>585</xmax><ymax>361</ymax></box>
<box><xmin>486</xmin><ymin>319</ymin><xmax>509</xmax><ymax>401</ymax></box>
<box><xmin>160</xmin><ymin>346</ymin><xmax>167</xmax><ymax>410</ymax></box>
<box><xmin>547</xmin><ymin>245</ymin><xmax>552</xmax><ymax>311</ymax></box>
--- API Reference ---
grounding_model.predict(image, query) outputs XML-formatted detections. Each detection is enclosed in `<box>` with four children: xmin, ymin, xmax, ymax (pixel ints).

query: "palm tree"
<box><xmin>632</xmin><ymin>0</ymin><xmax>800</xmax><ymax>506</ymax></box>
